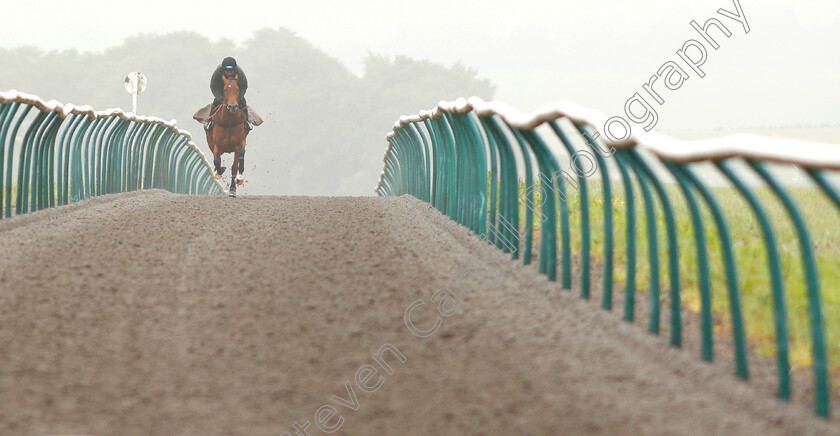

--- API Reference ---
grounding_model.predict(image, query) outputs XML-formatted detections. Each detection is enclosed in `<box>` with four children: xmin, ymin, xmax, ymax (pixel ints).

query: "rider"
<box><xmin>206</xmin><ymin>56</ymin><xmax>250</xmax><ymax>131</ymax></box>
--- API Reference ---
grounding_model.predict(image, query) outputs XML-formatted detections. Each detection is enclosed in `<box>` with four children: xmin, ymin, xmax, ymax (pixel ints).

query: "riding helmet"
<box><xmin>222</xmin><ymin>57</ymin><xmax>237</xmax><ymax>69</ymax></box>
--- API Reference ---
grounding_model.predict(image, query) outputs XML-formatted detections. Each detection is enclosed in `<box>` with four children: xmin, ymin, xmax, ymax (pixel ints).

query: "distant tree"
<box><xmin>0</xmin><ymin>29</ymin><xmax>495</xmax><ymax>195</ymax></box>
<box><xmin>363</xmin><ymin>53</ymin><xmax>495</xmax><ymax>117</ymax></box>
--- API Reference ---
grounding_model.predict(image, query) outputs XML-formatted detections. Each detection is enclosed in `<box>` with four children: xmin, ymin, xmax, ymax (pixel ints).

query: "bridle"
<box><xmin>210</xmin><ymin>74</ymin><xmax>246</xmax><ymax>127</ymax></box>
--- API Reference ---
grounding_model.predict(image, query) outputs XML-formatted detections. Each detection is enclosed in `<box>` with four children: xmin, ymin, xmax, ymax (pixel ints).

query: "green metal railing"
<box><xmin>0</xmin><ymin>89</ymin><xmax>223</xmax><ymax>218</ymax></box>
<box><xmin>376</xmin><ymin>97</ymin><xmax>840</xmax><ymax>419</ymax></box>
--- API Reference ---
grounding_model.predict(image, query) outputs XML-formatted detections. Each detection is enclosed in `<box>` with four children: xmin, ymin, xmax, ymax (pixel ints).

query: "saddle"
<box><xmin>193</xmin><ymin>104</ymin><xmax>263</xmax><ymax>127</ymax></box>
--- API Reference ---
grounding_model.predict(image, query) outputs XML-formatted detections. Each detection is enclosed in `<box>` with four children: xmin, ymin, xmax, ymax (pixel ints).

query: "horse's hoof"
<box><xmin>214</xmin><ymin>172</ymin><xmax>222</xmax><ymax>179</ymax></box>
<box><xmin>236</xmin><ymin>175</ymin><xmax>244</xmax><ymax>185</ymax></box>
<box><xmin>228</xmin><ymin>191</ymin><xmax>237</xmax><ymax>198</ymax></box>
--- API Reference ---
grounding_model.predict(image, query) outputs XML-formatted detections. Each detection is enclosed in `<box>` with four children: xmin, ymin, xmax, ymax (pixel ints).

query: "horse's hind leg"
<box><xmin>228</xmin><ymin>176</ymin><xmax>236</xmax><ymax>197</ymax></box>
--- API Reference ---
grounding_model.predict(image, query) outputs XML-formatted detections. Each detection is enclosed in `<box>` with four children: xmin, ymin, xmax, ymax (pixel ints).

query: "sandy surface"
<box><xmin>0</xmin><ymin>190</ymin><xmax>835</xmax><ymax>435</ymax></box>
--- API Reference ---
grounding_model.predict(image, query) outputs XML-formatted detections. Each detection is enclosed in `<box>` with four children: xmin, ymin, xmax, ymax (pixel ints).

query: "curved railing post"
<box><xmin>717</xmin><ymin>159</ymin><xmax>791</xmax><ymax>399</ymax></box>
<box><xmin>750</xmin><ymin>160</ymin><xmax>830</xmax><ymax>418</ymax></box>
<box><xmin>375</xmin><ymin>96</ymin><xmax>840</xmax><ymax>419</ymax></box>
<box><xmin>0</xmin><ymin>90</ymin><xmax>223</xmax><ymax>217</ymax></box>
<box><xmin>628</xmin><ymin>150</ymin><xmax>681</xmax><ymax>346</ymax></box>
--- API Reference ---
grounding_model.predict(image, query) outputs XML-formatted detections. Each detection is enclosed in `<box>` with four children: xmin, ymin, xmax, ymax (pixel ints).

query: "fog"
<box><xmin>1</xmin><ymin>0</ymin><xmax>838</xmax><ymax>195</ymax></box>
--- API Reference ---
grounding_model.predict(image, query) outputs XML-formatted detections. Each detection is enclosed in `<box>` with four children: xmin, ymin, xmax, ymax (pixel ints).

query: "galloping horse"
<box><xmin>206</xmin><ymin>76</ymin><xmax>247</xmax><ymax>197</ymax></box>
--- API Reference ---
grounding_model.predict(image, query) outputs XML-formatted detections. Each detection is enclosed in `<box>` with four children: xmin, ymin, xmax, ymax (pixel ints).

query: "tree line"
<box><xmin>0</xmin><ymin>28</ymin><xmax>495</xmax><ymax>195</ymax></box>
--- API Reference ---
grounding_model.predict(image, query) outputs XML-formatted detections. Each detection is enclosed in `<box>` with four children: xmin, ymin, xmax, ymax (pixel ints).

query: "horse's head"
<box><xmin>222</xmin><ymin>76</ymin><xmax>241</xmax><ymax>114</ymax></box>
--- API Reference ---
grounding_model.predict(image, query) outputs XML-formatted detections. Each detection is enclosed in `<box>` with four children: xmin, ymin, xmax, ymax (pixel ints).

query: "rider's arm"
<box><xmin>210</xmin><ymin>66</ymin><xmax>224</xmax><ymax>100</ymax></box>
<box><xmin>238</xmin><ymin>68</ymin><xmax>248</xmax><ymax>95</ymax></box>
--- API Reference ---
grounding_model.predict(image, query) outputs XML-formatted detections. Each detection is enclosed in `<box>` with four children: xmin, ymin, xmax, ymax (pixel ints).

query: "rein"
<box><xmin>208</xmin><ymin>104</ymin><xmax>224</xmax><ymax>120</ymax></box>
<box><xmin>214</xmin><ymin>115</ymin><xmax>246</xmax><ymax>128</ymax></box>
<box><xmin>209</xmin><ymin>104</ymin><xmax>246</xmax><ymax>128</ymax></box>
<box><xmin>209</xmin><ymin>74</ymin><xmax>246</xmax><ymax>128</ymax></box>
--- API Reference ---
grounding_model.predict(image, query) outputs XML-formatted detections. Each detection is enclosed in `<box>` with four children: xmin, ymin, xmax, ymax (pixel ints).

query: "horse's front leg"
<box><xmin>213</xmin><ymin>149</ymin><xmax>224</xmax><ymax>179</ymax></box>
<box><xmin>235</xmin><ymin>146</ymin><xmax>245</xmax><ymax>185</ymax></box>
<box><xmin>238</xmin><ymin>147</ymin><xmax>245</xmax><ymax>182</ymax></box>
<box><xmin>207</xmin><ymin>130</ymin><xmax>223</xmax><ymax>179</ymax></box>
<box><xmin>205</xmin><ymin>127</ymin><xmax>214</xmax><ymax>155</ymax></box>
<box><xmin>232</xmin><ymin>147</ymin><xmax>244</xmax><ymax>186</ymax></box>
<box><xmin>227</xmin><ymin>146</ymin><xmax>238</xmax><ymax>197</ymax></box>
<box><xmin>228</xmin><ymin>149</ymin><xmax>238</xmax><ymax>197</ymax></box>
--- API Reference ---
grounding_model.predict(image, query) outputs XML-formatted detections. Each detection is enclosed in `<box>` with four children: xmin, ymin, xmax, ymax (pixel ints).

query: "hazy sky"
<box><xmin>2</xmin><ymin>0</ymin><xmax>839</xmax><ymax>139</ymax></box>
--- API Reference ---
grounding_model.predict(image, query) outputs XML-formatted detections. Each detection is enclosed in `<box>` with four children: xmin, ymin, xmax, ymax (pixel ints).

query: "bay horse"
<box><xmin>206</xmin><ymin>76</ymin><xmax>247</xmax><ymax>197</ymax></box>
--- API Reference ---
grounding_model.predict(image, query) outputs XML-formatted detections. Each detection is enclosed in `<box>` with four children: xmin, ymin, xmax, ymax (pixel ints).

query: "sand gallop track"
<box><xmin>0</xmin><ymin>190</ymin><xmax>834</xmax><ymax>435</ymax></box>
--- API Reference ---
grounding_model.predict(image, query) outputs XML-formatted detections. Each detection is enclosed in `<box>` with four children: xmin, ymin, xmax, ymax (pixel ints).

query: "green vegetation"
<box><xmin>513</xmin><ymin>178</ymin><xmax>840</xmax><ymax>374</ymax></box>
<box><xmin>1</xmin><ymin>183</ymin><xmax>17</xmax><ymax>215</ymax></box>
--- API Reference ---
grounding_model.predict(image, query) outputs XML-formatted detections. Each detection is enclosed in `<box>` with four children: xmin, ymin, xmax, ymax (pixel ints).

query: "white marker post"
<box><xmin>123</xmin><ymin>72</ymin><xmax>147</xmax><ymax>114</ymax></box>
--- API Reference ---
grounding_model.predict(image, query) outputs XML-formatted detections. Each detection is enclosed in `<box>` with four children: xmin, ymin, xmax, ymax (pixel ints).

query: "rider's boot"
<box><xmin>239</xmin><ymin>98</ymin><xmax>253</xmax><ymax>132</ymax></box>
<box><xmin>206</xmin><ymin>98</ymin><xmax>222</xmax><ymax>131</ymax></box>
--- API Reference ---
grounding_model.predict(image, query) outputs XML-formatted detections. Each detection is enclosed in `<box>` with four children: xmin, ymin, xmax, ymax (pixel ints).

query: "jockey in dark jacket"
<box><xmin>206</xmin><ymin>56</ymin><xmax>251</xmax><ymax>131</ymax></box>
